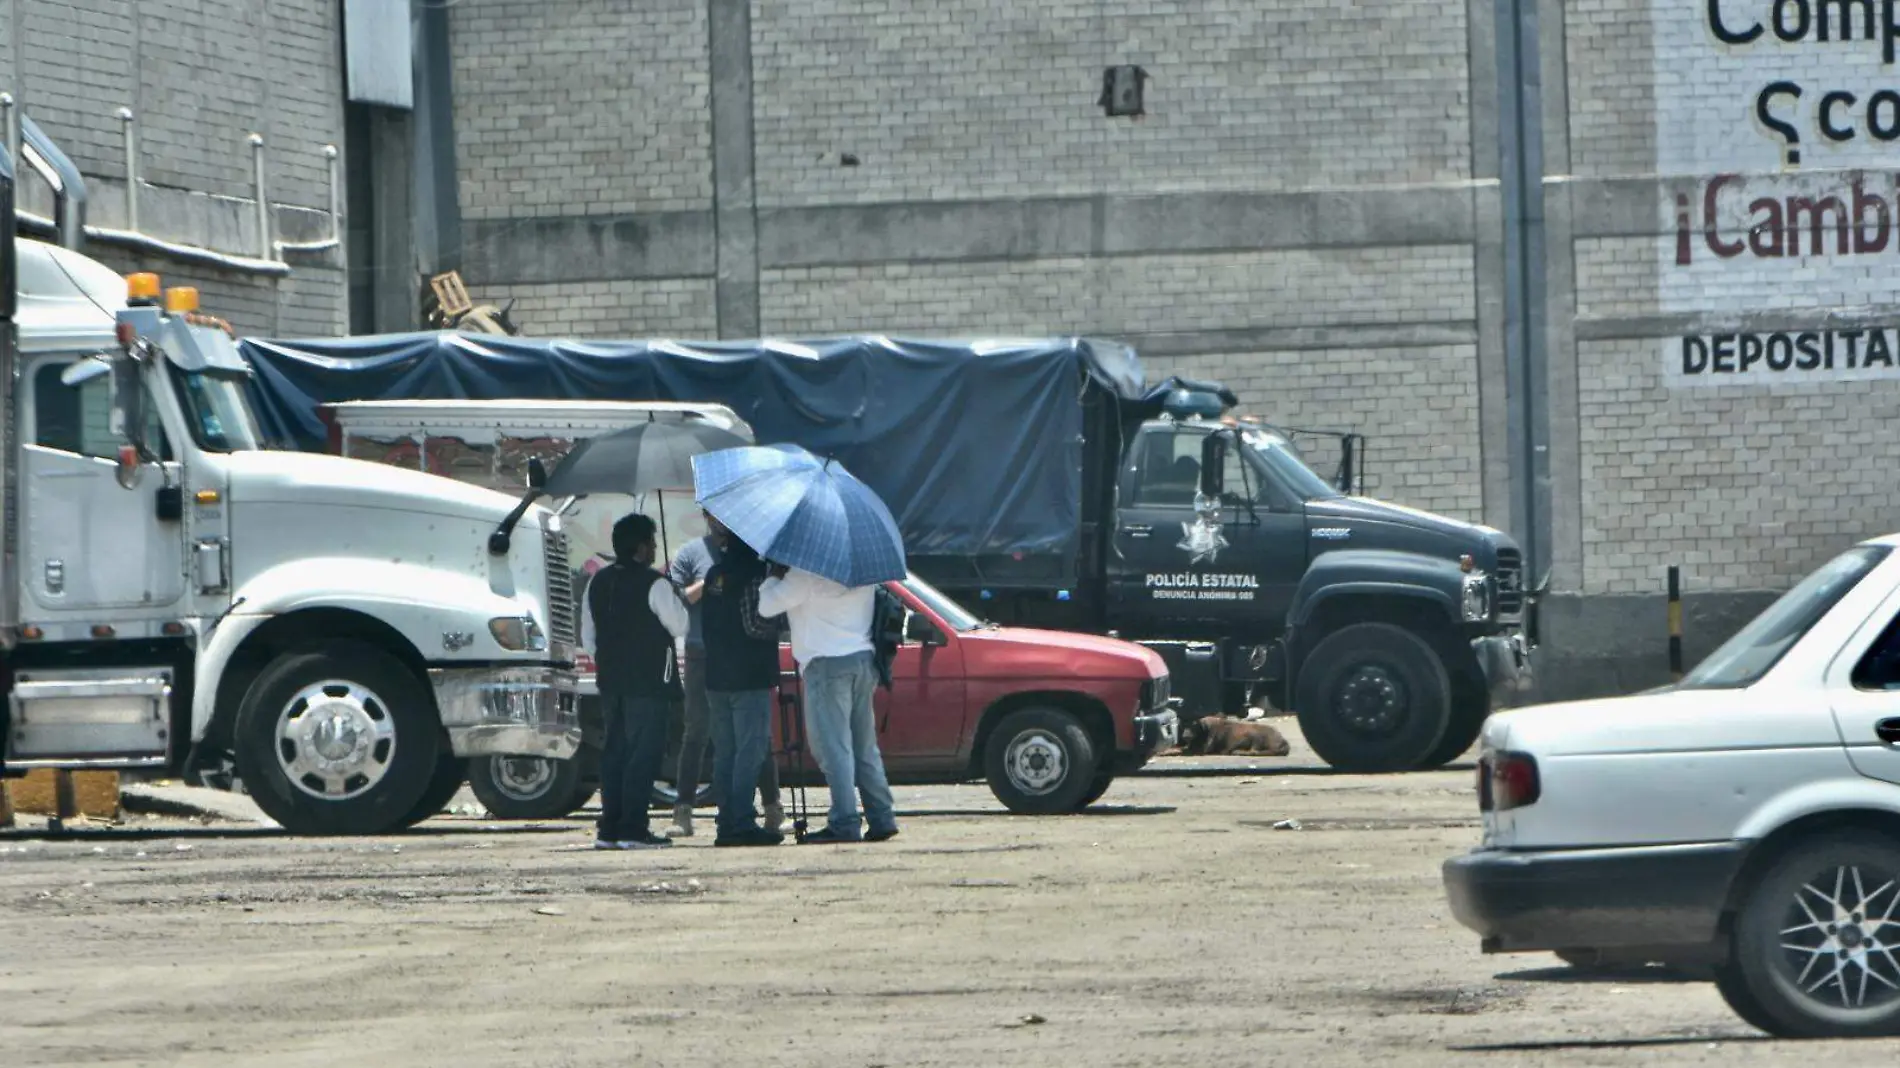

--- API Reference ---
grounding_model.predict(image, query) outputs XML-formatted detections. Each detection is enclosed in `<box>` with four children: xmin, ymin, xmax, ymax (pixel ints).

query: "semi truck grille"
<box><xmin>543</xmin><ymin>528</ymin><xmax>579</xmax><ymax>648</ymax></box>
<box><xmin>1494</xmin><ymin>548</ymin><xmax>1524</xmax><ymax>616</ymax></box>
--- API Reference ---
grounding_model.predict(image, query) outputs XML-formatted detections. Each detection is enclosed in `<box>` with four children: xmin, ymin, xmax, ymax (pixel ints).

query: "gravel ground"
<box><xmin>4</xmin><ymin>727</ymin><xmax>1898</xmax><ymax>1067</ymax></box>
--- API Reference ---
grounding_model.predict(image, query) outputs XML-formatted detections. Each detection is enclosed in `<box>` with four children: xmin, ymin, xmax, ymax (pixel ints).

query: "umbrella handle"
<box><xmin>657</xmin><ymin>491</ymin><xmax>669</xmax><ymax>563</ymax></box>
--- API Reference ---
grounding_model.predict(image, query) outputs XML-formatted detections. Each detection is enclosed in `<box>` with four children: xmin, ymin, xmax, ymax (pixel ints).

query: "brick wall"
<box><xmin>450</xmin><ymin>0</ymin><xmax>712</xmax><ymax>221</ymax></box>
<box><xmin>483</xmin><ymin>280</ymin><xmax>717</xmax><ymax>339</ymax></box>
<box><xmin>0</xmin><ymin>0</ymin><xmax>346</xmax><ymax>335</ymax></box>
<box><xmin>749</xmin><ymin>0</ymin><xmax>1472</xmax><ymax>207</ymax></box>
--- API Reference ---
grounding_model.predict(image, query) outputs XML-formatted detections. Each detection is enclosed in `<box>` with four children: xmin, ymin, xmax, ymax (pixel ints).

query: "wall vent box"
<box><xmin>1100</xmin><ymin>65</ymin><xmax>1148</xmax><ymax>117</ymax></box>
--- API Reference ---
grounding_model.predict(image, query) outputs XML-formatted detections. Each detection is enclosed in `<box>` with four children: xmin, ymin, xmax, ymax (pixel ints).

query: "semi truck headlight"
<box><xmin>1461</xmin><ymin>573</ymin><xmax>1491</xmax><ymax>622</ymax></box>
<box><xmin>489</xmin><ymin>616</ymin><xmax>547</xmax><ymax>651</ymax></box>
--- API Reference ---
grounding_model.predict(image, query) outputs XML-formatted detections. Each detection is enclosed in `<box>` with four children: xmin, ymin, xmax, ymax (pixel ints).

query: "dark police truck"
<box><xmin>239</xmin><ymin>334</ymin><xmax>1537</xmax><ymax>773</ymax></box>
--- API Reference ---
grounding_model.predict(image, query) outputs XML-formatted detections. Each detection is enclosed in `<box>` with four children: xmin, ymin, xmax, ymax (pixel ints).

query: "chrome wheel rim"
<box><xmin>276</xmin><ymin>680</ymin><xmax>397</xmax><ymax>801</ymax></box>
<box><xmin>1775</xmin><ymin>864</ymin><xmax>1900</xmax><ymax>1011</ymax></box>
<box><xmin>1004</xmin><ymin>730</ymin><xmax>1067</xmax><ymax>795</ymax></box>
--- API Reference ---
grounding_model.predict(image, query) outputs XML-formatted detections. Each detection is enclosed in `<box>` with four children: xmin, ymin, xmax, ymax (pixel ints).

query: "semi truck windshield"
<box><xmin>169</xmin><ymin>365</ymin><xmax>263</xmax><ymax>452</ymax></box>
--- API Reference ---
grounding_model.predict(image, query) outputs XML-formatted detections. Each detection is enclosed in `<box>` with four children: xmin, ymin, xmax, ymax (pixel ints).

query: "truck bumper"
<box><xmin>1443</xmin><ymin>841</ymin><xmax>1747</xmax><ymax>954</ymax></box>
<box><xmin>1116</xmin><ymin>701</ymin><xmax>1180</xmax><ymax>772</ymax></box>
<box><xmin>1472</xmin><ymin>631</ymin><xmax>1533</xmax><ymax>703</ymax></box>
<box><xmin>429</xmin><ymin>665</ymin><xmax>582</xmax><ymax>761</ymax></box>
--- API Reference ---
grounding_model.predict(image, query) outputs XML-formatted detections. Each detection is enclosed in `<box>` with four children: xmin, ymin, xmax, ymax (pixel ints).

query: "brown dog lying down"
<box><xmin>1179</xmin><ymin>715</ymin><xmax>1291</xmax><ymax>757</ymax></box>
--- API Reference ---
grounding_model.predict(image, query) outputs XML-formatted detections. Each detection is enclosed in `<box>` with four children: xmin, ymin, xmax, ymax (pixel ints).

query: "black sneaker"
<box><xmin>799</xmin><ymin>826</ymin><xmax>861</xmax><ymax>845</ymax></box>
<box><xmin>715</xmin><ymin>827</ymin><xmax>785</xmax><ymax>848</ymax></box>
<box><xmin>621</xmin><ymin>832</ymin><xmax>673</xmax><ymax>850</ymax></box>
<box><xmin>866</xmin><ymin>827</ymin><xmax>900</xmax><ymax>843</ymax></box>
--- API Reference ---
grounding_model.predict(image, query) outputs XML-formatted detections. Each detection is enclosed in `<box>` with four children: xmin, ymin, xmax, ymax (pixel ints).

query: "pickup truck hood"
<box><xmin>222</xmin><ymin>450</ymin><xmax>522</xmax><ymax>524</ymax></box>
<box><xmin>959</xmin><ymin>626</ymin><xmax>1166</xmax><ymax>679</ymax></box>
<box><xmin>1482</xmin><ymin>685</ymin><xmax>1840</xmax><ymax>756</ymax></box>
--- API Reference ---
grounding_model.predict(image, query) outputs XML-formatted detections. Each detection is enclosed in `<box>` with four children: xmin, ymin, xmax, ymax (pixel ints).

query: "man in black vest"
<box><xmin>588</xmin><ymin>513</ymin><xmax>689</xmax><ymax>850</ymax></box>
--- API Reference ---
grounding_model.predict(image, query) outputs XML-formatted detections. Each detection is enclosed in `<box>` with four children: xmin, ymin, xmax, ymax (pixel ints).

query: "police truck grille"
<box><xmin>1494</xmin><ymin>548</ymin><xmax>1524</xmax><ymax>616</ymax></box>
<box><xmin>542</xmin><ymin>529</ymin><xmax>578</xmax><ymax>648</ymax></box>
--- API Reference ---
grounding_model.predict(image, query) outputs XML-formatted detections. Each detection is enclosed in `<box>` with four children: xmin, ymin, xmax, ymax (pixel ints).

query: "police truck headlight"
<box><xmin>489</xmin><ymin>616</ymin><xmax>547</xmax><ymax>651</ymax></box>
<box><xmin>1461</xmin><ymin>573</ymin><xmax>1491</xmax><ymax>622</ymax></box>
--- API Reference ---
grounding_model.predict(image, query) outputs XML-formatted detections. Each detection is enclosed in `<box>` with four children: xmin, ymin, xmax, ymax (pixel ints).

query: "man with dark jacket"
<box><xmin>588</xmin><ymin>513</ymin><xmax>689</xmax><ymax>850</ymax></box>
<box><xmin>699</xmin><ymin>536</ymin><xmax>786</xmax><ymax>847</ymax></box>
<box><xmin>666</xmin><ymin>510</ymin><xmax>783</xmax><ymax>839</ymax></box>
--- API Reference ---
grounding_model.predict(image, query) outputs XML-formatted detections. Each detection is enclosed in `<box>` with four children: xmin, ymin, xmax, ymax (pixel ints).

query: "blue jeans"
<box><xmin>801</xmin><ymin>651</ymin><xmax>896</xmax><ymax>839</ymax></box>
<box><xmin>706</xmin><ymin>688</ymin><xmax>774</xmax><ymax>838</ymax></box>
<box><xmin>597</xmin><ymin>693</ymin><xmax>669</xmax><ymax>842</ymax></box>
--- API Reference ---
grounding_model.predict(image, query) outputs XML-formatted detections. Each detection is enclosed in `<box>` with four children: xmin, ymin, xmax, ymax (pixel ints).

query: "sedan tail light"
<box><xmin>1478</xmin><ymin>751</ymin><xmax>1540</xmax><ymax>812</ymax></box>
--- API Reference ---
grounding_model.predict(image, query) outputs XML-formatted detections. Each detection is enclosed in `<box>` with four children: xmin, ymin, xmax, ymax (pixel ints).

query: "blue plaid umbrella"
<box><xmin>690</xmin><ymin>443</ymin><xmax>907</xmax><ymax>588</ymax></box>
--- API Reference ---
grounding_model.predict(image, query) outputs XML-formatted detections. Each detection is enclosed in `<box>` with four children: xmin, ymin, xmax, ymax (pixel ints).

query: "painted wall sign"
<box><xmin>1663</xmin><ymin>0</ymin><xmax>1900</xmax><ymax>172</ymax></box>
<box><xmin>1655</xmin><ymin>2</ymin><xmax>1900</xmax><ymax>386</ymax></box>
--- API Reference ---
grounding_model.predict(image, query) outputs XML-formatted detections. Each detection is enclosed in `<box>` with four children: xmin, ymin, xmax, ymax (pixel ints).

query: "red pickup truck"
<box><xmin>811</xmin><ymin>574</ymin><xmax>1179</xmax><ymax>813</ymax></box>
<box><xmin>493</xmin><ymin>572</ymin><xmax>1179</xmax><ymax>820</ymax></box>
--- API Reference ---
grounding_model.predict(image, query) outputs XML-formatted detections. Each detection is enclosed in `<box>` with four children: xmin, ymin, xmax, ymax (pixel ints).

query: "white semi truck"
<box><xmin>0</xmin><ymin>156</ymin><xmax>580</xmax><ymax>834</ymax></box>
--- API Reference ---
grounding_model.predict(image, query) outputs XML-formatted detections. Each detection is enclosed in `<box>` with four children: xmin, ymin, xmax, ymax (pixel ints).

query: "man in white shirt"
<box><xmin>756</xmin><ymin>564</ymin><xmax>899</xmax><ymax>843</ymax></box>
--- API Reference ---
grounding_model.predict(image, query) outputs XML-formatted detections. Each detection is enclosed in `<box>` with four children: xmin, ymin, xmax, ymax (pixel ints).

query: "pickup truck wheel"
<box><xmin>1295</xmin><ymin>623</ymin><xmax>1450</xmax><ymax>773</ymax></box>
<box><xmin>1716</xmin><ymin>834</ymin><xmax>1900</xmax><ymax>1038</ymax></box>
<box><xmin>402</xmin><ymin>755</ymin><xmax>468</xmax><ymax>823</ymax></box>
<box><xmin>469</xmin><ymin>755</ymin><xmax>592</xmax><ymax>820</ymax></box>
<box><xmin>985</xmin><ymin>707</ymin><xmax>1098</xmax><ymax>815</ymax></box>
<box><xmin>234</xmin><ymin>641</ymin><xmax>441</xmax><ymax>835</ymax></box>
<box><xmin>1075</xmin><ymin>771</ymin><xmax>1114</xmax><ymax>810</ymax></box>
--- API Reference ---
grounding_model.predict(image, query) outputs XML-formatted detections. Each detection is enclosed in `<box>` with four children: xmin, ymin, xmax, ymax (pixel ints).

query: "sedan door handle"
<box><xmin>1122</xmin><ymin>524</ymin><xmax>1152</xmax><ymax>538</ymax></box>
<box><xmin>1877</xmin><ymin>718</ymin><xmax>1900</xmax><ymax>745</ymax></box>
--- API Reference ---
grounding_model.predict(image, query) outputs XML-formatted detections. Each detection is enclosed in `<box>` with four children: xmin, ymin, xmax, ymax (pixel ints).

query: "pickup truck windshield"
<box><xmin>1678</xmin><ymin>544</ymin><xmax>1892</xmax><ymax>690</ymax></box>
<box><xmin>169</xmin><ymin>365</ymin><xmax>263</xmax><ymax>452</ymax></box>
<box><xmin>1243</xmin><ymin>429</ymin><xmax>1340</xmax><ymax>501</ymax></box>
<box><xmin>900</xmin><ymin>573</ymin><xmax>986</xmax><ymax>632</ymax></box>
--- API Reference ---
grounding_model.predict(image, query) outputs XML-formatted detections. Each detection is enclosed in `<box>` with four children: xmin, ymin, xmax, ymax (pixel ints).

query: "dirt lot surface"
<box><xmin>5</xmin><ymin>729</ymin><xmax>1899</xmax><ymax>1067</ymax></box>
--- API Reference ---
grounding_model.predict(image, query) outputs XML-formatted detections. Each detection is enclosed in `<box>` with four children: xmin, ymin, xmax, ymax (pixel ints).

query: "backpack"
<box><xmin>870</xmin><ymin>585</ymin><xmax>905</xmax><ymax>691</ymax></box>
<box><xmin>740</xmin><ymin>576</ymin><xmax>789</xmax><ymax>643</ymax></box>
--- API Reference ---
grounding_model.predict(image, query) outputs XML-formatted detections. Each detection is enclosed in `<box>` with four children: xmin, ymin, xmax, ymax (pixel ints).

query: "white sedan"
<box><xmin>1444</xmin><ymin>536</ymin><xmax>1900</xmax><ymax>1039</ymax></box>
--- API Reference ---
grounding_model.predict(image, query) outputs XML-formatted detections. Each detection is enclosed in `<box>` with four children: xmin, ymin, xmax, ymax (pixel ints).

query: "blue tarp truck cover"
<box><xmin>236</xmin><ymin>332</ymin><xmax>1153</xmax><ymax>568</ymax></box>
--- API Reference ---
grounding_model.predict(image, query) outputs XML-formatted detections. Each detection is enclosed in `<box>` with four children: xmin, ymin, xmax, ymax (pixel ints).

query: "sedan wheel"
<box><xmin>1717</xmin><ymin>834</ymin><xmax>1900</xmax><ymax>1038</ymax></box>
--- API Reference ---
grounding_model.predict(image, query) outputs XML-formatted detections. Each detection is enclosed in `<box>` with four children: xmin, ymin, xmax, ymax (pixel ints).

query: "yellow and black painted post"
<box><xmin>1667</xmin><ymin>565</ymin><xmax>1684</xmax><ymax>682</ymax></box>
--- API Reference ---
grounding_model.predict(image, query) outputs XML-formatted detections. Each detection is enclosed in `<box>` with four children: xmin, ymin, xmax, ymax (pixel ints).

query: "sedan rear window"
<box><xmin>1678</xmin><ymin>545</ymin><xmax>1891</xmax><ymax>690</ymax></box>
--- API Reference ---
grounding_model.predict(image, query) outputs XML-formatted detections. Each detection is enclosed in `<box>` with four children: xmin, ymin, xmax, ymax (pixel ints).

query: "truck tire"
<box><xmin>984</xmin><ymin>707</ymin><xmax>1098</xmax><ymax>815</ymax></box>
<box><xmin>403</xmin><ymin>755</ymin><xmax>468</xmax><ymax>823</ymax></box>
<box><xmin>1420</xmin><ymin>675</ymin><xmax>1489</xmax><ymax>768</ymax></box>
<box><xmin>1294</xmin><ymin>623</ymin><xmax>1451</xmax><ymax>773</ymax></box>
<box><xmin>469</xmin><ymin>755</ymin><xmax>594</xmax><ymax>820</ymax></box>
<box><xmin>234</xmin><ymin>641</ymin><xmax>442</xmax><ymax>835</ymax></box>
<box><xmin>1076</xmin><ymin>770</ymin><xmax>1114</xmax><ymax>810</ymax></box>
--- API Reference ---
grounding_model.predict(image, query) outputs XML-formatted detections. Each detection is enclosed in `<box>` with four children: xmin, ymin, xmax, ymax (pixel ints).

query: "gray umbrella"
<box><xmin>543</xmin><ymin>418</ymin><xmax>753</xmax><ymax>498</ymax></box>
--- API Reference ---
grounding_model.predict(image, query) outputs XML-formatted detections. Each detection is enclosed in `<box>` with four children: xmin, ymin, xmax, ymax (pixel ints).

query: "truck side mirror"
<box><xmin>1198</xmin><ymin>433</ymin><xmax>1227</xmax><ymax>499</ymax></box>
<box><xmin>904</xmin><ymin>611</ymin><xmax>944</xmax><ymax>647</ymax></box>
<box><xmin>59</xmin><ymin>354</ymin><xmax>111</xmax><ymax>387</ymax></box>
<box><xmin>1337</xmin><ymin>434</ymin><xmax>1361</xmax><ymax>495</ymax></box>
<box><xmin>527</xmin><ymin>457</ymin><xmax>548</xmax><ymax>491</ymax></box>
<box><xmin>109</xmin><ymin>357</ymin><xmax>147</xmax><ymax>487</ymax></box>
